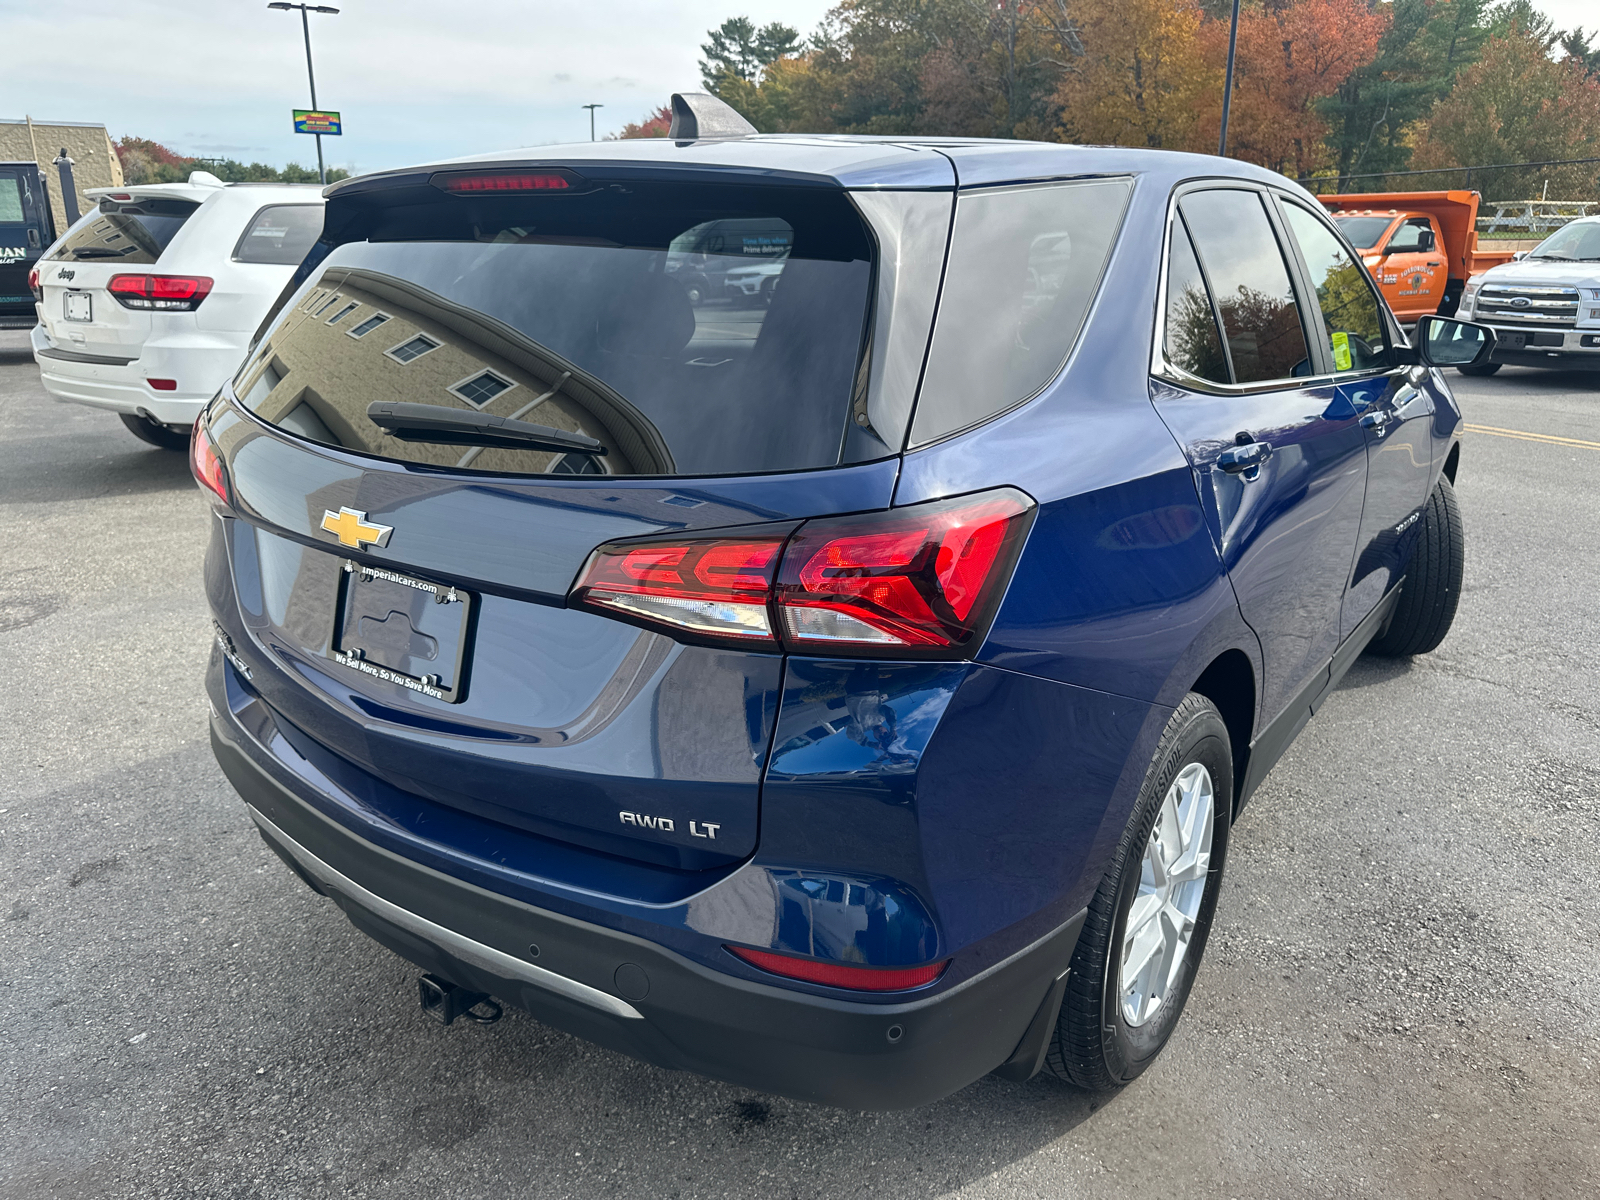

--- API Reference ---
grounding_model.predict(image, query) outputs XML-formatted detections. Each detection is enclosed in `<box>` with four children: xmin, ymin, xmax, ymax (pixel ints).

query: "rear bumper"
<box><xmin>31</xmin><ymin>322</ymin><xmax>243</xmax><ymax>424</ymax></box>
<box><xmin>210</xmin><ymin>711</ymin><xmax>1085</xmax><ymax>1109</ymax></box>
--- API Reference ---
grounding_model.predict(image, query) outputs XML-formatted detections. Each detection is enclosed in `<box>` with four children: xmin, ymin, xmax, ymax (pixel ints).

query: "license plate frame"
<box><xmin>331</xmin><ymin>561</ymin><xmax>474</xmax><ymax>703</ymax></box>
<box><xmin>63</xmin><ymin>291</ymin><xmax>91</xmax><ymax>322</ymax></box>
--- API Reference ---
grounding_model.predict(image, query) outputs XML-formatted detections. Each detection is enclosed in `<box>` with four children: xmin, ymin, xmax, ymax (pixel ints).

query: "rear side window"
<box><xmin>0</xmin><ymin>176</ymin><xmax>24</xmax><ymax>225</ymax></box>
<box><xmin>236</xmin><ymin>182</ymin><xmax>873</xmax><ymax>478</ymax></box>
<box><xmin>1280</xmin><ymin>204</ymin><xmax>1386</xmax><ymax>373</ymax></box>
<box><xmin>1164</xmin><ymin>221</ymin><xmax>1229</xmax><ymax>384</ymax></box>
<box><xmin>1179</xmin><ymin>190</ymin><xmax>1311</xmax><ymax>384</ymax></box>
<box><xmin>49</xmin><ymin>197</ymin><xmax>199</xmax><ymax>264</ymax></box>
<box><xmin>911</xmin><ymin>178</ymin><xmax>1132</xmax><ymax>445</ymax></box>
<box><xmin>233</xmin><ymin>204</ymin><xmax>324</xmax><ymax>265</ymax></box>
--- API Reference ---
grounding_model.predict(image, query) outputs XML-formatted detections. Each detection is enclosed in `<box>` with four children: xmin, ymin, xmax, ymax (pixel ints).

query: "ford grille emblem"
<box><xmin>1510</xmin><ymin>296</ymin><xmax>1531</xmax><ymax>308</ymax></box>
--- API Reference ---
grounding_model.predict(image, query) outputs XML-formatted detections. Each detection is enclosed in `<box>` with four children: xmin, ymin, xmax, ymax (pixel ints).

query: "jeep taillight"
<box><xmin>108</xmin><ymin>274</ymin><xmax>214</xmax><ymax>311</ymax></box>
<box><xmin>28</xmin><ymin>266</ymin><xmax>41</xmax><ymax>302</ymax></box>
<box><xmin>191</xmin><ymin>419</ymin><xmax>228</xmax><ymax>503</ymax></box>
<box><xmin>570</xmin><ymin>489</ymin><xmax>1034</xmax><ymax>658</ymax></box>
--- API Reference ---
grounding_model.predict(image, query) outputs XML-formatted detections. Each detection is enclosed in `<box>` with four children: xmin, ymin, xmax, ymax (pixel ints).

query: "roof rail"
<box><xmin>667</xmin><ymin>92</ymin><xmax>757</xmax><ymax>140</ymax></box>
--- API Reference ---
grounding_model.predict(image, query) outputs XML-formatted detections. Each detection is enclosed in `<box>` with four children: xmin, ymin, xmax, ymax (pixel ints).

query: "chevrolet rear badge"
<box><xmin>320</xmin><ymin>506</ymin><xmax>393</xmax><ymax>550</ymax></box>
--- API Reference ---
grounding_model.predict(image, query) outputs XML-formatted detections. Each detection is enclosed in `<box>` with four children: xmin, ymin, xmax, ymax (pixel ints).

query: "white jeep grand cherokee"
<box><xmin>29</xmin><ymin>172</ymin><xmax>324</xmax><ymax>448</ymax></box>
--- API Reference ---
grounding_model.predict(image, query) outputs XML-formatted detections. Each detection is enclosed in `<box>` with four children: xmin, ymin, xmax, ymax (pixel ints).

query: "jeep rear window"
<box><xmin>49</xmin><ymin>198</ymin><xmax>200</xmax><ymax>264</ymax></box>
<box><xmin>236</xmin><ymin>182</ymin><xmax>873</xmax><ymax>478</ymax></box>
<box><xmin>910</xmin><ymin>178</ymin><xmax>1132</xmax><ymax>446</ymax></box>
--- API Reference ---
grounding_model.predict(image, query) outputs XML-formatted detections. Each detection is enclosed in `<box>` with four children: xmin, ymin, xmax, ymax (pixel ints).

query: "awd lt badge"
<box><xmin>320</xmin><ymin>506</ymin><xmax>393</xmax><ymax>549</ymax></box>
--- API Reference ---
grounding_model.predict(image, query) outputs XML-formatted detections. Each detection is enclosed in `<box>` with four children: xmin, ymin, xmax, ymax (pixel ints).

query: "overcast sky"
<box><xmin>0</xmin><ymin>0</ymin><xmax>1593</xmax><ymax>175</ymax></box>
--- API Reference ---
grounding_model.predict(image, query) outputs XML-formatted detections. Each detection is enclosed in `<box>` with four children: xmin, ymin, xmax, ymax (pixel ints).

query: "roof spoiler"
<box><xmin>668</xmin><ymin>92</ymin><xmax>757</xmax><ymax>140</ymax></box>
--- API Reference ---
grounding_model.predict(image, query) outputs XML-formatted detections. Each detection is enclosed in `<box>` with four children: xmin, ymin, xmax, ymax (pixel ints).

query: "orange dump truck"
<box><xmin>1316</xmin><ymin>191</ymin><xmax>1517</xmax><ymax>322</ymax></box>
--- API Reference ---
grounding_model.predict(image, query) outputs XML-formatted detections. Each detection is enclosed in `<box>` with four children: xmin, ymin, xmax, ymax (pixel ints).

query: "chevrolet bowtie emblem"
<box><xmin>320</xmin><ymin>506</ymin><xmax>393</xmax><ymax>549</ymax></box>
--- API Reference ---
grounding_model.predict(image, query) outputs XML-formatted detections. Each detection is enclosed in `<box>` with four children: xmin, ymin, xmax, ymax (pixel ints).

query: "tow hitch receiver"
<box><xmin>418</xmin><ymin>973</ymin><xmax>503</xmax><ymax>1026</ymax></box>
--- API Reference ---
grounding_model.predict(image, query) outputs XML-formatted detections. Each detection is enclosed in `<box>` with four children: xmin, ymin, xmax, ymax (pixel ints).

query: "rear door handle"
<box><xmin>1217</xmin><ymin>441</ymin><xmax>1272</xmax><ymax>476</ymax></box>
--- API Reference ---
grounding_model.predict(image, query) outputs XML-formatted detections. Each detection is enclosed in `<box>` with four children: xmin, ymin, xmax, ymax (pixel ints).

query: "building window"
<box><xmin>448</xmin><ymin>370</ymin><xmax>515</xmax><ymax>408</ymax></box>
<box><xmin>347</xmin><ymin>313</ymin><xmax>391</xmax><ymax>339</ymax></box>
<box><xmin>385</xmin><ymin>334</ymin><xmax>440</xmax><ymax>364</ymax></box>
<box><xmin>312</xmin><ymin>294</ymin><xmax>342</xmax><ymax>317</ymax></box>
<box><xmin>325</xmin><ymin>302</ymin><xmax>360</xmax><ymax>325</ymax></box>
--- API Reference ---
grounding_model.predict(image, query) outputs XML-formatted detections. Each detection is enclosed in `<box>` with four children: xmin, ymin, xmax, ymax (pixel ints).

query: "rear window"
<box><xmin>910</xmin><ymin>178</ymin><xmax>1132</xmax><ymax>445</ymax></box>
<box><xmin>0</xmin><ymin>176</ymin><xmax>24</xmax><ymax>225</ymax></box>
<box><xmin>233</xmin><ymin>204</ymin><xmax>325</xmax><ymax>265</ymax></box>
<box><xmin>1332</xmin><ymin>215</ymin><xmax>1393</xmax><ymax>251</ymax></box>
<box><xmin>49</xmin><ymin>197</ymin><xmax>199</xmax><ymax>264</ymax></box>
<box><xmin>235</xmin><ymin>182</ymin><xmax>873</xmax><ymax>478</ymax></box>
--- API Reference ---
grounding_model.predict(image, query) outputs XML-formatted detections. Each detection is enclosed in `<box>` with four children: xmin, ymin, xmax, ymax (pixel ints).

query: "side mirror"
<box><xmin>1410</xmin><ymin>315</ymin><xmax>1496</xmax><ymax>368</ymax></box>
<box><xmin>1513</xmin><ymin>250</ymin><xmax>1528</xmax><ymax>261</ymax></box>
<box><xmin>1417</xmin><ymin>229</ymin><xmax>1435</xmax><ymax>253</ymax></box>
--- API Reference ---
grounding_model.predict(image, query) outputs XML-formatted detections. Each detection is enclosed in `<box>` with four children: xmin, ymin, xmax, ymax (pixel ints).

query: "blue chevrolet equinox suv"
<box><xmin>200</xmin><ymin>95</ymin><xmax>1492</xmax><ymax>1108</ymax></box>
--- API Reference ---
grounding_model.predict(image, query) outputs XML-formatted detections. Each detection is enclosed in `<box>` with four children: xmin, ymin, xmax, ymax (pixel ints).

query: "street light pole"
<box><xmin>268</xmin><ymin>3</ymin><xmax>341</xmax><ymax>185</ymax></box>
<box><xmin>582</xmin><ymin>103</ymin><xmax>603</xmax><ymax>142</ymax></box>
<box><xmin>1218</xmin><ymin>0</ymin><xmax>1241</xmax><ymax>157</ymax></box>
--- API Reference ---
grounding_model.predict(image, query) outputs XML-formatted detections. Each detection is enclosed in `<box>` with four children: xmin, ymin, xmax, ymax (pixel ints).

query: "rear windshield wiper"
<box><xmin>366</xmin><ymin>401</ymin><xmax>608</xmax><ymax>456</ymax></box>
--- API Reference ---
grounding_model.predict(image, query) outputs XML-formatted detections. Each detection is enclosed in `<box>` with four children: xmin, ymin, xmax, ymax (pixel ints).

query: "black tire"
<box><xmin>1044</xmin><ymin>693</ymin><xmax>1232</xmax><ymax>1091</ymax></box>
<box><xmin>1365</xmin><ymin>477</ymin><xmax>1464</xmax><ymax>657</ymax></box>
<box><xmin>120</xmin><ymin>412</ymin><xmax>190</xmax><ymax>451</ymax></box>
<box><xmin>1457</xmin><ymin>361</ymin><xmax>1501</xmax><ymax>377</ymax></box>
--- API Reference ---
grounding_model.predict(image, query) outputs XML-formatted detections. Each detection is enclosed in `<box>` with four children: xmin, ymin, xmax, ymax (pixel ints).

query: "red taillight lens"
<box><xmin>573</xmin><ymin>536</ymin><xmax>787</xmax><ymax>643</ymax></box>
<box><xmin>108</xmin><ymin>274</ymin><xmax>214</xmax><ymax>311</ymax></box>
<box><xmin>435</xmin><ymin>171</ymin><xmax>579</xmax><ymax>194</ymax></box>
<box><xmin>727</xmin><ymin>946</ymin><xmax>949</xmax><ymax>992</ymax></box>
<box><xmin>28</xmin><ymin>266</ymin><xmax>41</xmax><ymax>300</ymax></box>
<box><xmin>190</xmin><ymin>420</ymin><xmax>227</xmax><ymax>503</ymax></box>
<box><xmin>775</xmin><ymin>490</ymin><xmax>1034</xmax><ymax>653</ymax></box>
<box><xmin>569</xmin><ymin>489</ymin><xmax>1034</xmax><ymax>657</ymax></box>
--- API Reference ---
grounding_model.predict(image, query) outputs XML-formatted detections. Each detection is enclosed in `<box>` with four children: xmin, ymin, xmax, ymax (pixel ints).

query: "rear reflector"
<box><xmin>570</xmin><ymin>489</ymin><xmax>1034</xmax><ymax>657</ymax></box>
<box><xmin>108</xmin><ymin>274</ymin><xmax>214</xmax><ymax>311</ymax></box>
<box><xmin>148</xmin><ymin>378</ymin><xmax>178</xmax><ymax>391</ymax></box>
<box><xmin>435</xmin><ymin>170</ymin><xmax>579</xmax><ymax>194</ymax></box>
<box><xmin>573</xmin><ymin>536</ymin><xmax>786</xmax><ymax>643</ymax></box>
<box><xmin>191</xmin><ymin>420</ymin><xmax>227</xmax><ymax>502</ymax></box>
<box><xmin>727</xmin><ymin>946</ymin><xmax>949</xmax><ymax>992</ymax></box>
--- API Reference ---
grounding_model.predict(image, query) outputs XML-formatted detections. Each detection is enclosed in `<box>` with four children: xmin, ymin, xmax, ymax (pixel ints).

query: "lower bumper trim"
<box><xmin>248</xmin><ymin>804</ymin><xmax>644</xmax><ymax>1021</ymax></box>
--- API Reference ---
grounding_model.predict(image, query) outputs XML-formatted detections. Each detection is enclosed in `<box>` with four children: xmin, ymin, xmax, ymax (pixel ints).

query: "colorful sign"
<box><xmin>293</xmin><ymin>110</ymin><xmax>342</xmax><ymax>136</ymax></box>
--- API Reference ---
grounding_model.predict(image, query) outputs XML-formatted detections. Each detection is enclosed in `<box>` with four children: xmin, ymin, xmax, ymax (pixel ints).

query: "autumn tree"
<box><xmin>1055</xmin><ymin>0</ymin><xmax>1216</xmax><ymax>150</ymax></box>
<box><xmin>1200</xmin><ymin>0</ymin><xmax>1389</xmax><ymax>177</ymax></box>
<box><xmin>701</xmin><ymin>17</ymin><xmax>802</xmax><ymax>91</ymax></box>
<box><xmin>614</xmin><ymin>105</ymin><xmax>672</xmax><ymax>139</ymax></box>
<box><xmin>1411</xmin><ymin>18</ymin><xmax>1600</xmax><ymax>197</ymax></box>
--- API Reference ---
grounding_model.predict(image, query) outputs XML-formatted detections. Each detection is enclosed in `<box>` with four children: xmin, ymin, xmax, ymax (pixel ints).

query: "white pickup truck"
<box><xmin>1455</xmin><ymin>215</ymin><xmax>1600</xmax><ymax>376</ymax></box>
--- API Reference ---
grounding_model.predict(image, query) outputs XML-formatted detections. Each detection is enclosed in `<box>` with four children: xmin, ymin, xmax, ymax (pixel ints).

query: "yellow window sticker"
<box><xmin>1331</xmin><ymin>331</ymin><xmax>1353</xmax><ymax>371</ymax></box>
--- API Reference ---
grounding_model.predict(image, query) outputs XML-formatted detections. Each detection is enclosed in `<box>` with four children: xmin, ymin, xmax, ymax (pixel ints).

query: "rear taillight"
<box><xmin>573</xmin><ymin>536</ymin><xmax>787</xmax><ymax>643</ymax></box>
<box><xmin>569</xmin><ymin>489</ymin><xmax>1034</xmax><ymax>658</ymax></box>
<box><xmin>108</xmin><ymin>274</ymin><xmax>214</xmax><ymax>311</ymax></box>
<box><xmin>28</xmin><ymin>266</ymin><xmax>41</xmax><ymax>302</ymax></box>
<box><xmin>191</xmin><ymin>420</ymin><xmax>228</xmax><ymax>503</ymax></box>
<box><xmin>726</xmin><ymin>946</ymin><xmax>949</xmax><ymax>992</ymax></box>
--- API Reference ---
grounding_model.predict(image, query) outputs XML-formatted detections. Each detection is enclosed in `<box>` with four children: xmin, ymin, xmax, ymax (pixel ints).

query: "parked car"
<box><xmin>198</xmin><ymin>94</ymin><xmax>1491</xmax><ymax>1109</ymax></box>
<box><xmin>1452</xmin><ymin>215</ymin><xmax>1600</xmax><ymax>376</ymax></box>
<box><xmin>1</xmin><ymin>161</ymin><xmax>57</xmax><ymax>330</ymax></box>
<box><xmin>30</xmin><ymin>173</ymin><xmax>325</xmax><ymax>448</ymax></box>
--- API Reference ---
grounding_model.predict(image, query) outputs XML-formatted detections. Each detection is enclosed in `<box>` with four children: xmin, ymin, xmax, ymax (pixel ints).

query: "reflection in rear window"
<box><xmin>236</xmin><ymin>183</ymin><xmax>874</xmax><ymax>478</ymax></box>
<box><xmin>233</xmin><ymin>204</ymin><xmax>324</xmax><ymax>265</ymax></box>
<box><xmin>50</xmin><ymin>198</ymin><xmax>199</xmax><ymax>264</ymax></box>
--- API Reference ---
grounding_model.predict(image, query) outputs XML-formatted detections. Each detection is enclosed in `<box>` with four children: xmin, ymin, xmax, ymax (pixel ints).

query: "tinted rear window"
<box><xmin>237</xmin><ymin>182</ymin><xmax>873</xmax><ymax>478</ymax></box>
<box><xmin>0</xmin><ymin>176</ymin><xmax>24</xmax><ymax>225</ymax></box>
<box><xmin>910</xmin><ymin>178</ymin><xmax>1132</xmax><ymax>445</ymax></box>
<box><xmin>233</xmin><ymin>204</ymin><xmax>324</xmax><ymax>265</ymax></box>
<box><xmin>50</xmin><ymin>197</ymin><xmax>199</xmax><ymax>264</ymax></box>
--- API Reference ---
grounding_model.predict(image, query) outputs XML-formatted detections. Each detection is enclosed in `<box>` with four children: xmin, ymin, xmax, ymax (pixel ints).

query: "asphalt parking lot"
<box><xmin>3</xmin><ymin>328</ymin><xmax>1597</xmax><ymax>1199</ymax></box>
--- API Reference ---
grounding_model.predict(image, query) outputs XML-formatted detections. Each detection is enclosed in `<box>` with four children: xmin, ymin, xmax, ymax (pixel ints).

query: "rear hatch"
<box><xmin>36</xmin><ymin>187</ymin><xmax>207</xmax><ymax>358</ymax></box>
<box><xmin>210</xmin><ymin>165</ymin><xmax>910</xmax><ymax>873</ymax></box>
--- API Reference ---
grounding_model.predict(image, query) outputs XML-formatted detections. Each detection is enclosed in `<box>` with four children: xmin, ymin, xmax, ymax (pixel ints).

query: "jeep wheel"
<box><xmin>1457</xmin><ymin>361</ymin><xmax>1501</xmax><ymax>377</ymax></box>
<box><xmin>1044</xmin><ymin>693</ymin><xmax>1231</xmax><ymax>1091</ymax></box>
<box><xmin>1366</xmin><ymin>477</ymin><xmax>1464</xmax><ymax>657</ymax></box>
<box><xmin>120</xmin><ymin>412</ymin><xmax>190</xmax><ymax>451</ymax></box>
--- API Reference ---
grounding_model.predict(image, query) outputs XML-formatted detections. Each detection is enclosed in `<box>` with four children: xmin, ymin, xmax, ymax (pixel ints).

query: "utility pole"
<box><xmin>269</xmin><ymin>3</ymin><xmax>341</xmax><ymax>184</ymax></box>
<box><xmin>1218</xmin><ymin>0</ymin><xmax>1241</xmax><ymax>157</ymax></box>
<box><xmin>582</xmin><ymin>103</ymin><xmax>604</xmax><ymax>142</ymax></box>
